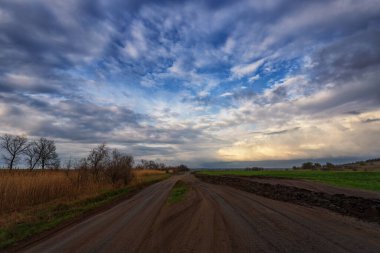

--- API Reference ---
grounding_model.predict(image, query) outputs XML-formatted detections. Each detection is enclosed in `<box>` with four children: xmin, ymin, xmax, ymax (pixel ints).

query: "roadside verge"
<box><xmin>1</xmin><ymin>174</ymin><xmax>170</xmax><ymax>252</ymax></box>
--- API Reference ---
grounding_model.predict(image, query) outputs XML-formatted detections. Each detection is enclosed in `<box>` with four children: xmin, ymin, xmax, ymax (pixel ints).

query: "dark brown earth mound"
<box><xmin>245</xmin><ymin>176</ymin><xmax>380</xmax><ymax>199</ymax></box>
<box><xmin>195</xmin><ymin>174</ymin><xmax>380</xmax><ymax>224</ymax></box>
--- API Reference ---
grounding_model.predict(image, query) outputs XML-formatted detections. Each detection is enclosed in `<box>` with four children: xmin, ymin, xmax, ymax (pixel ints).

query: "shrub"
<box><xmin>106</xmin><ymin>149</ymin><xmax>134</xmax><ymax>185</ymax></box>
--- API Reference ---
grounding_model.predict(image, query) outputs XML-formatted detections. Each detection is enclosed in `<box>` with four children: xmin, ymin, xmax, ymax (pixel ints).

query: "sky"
<box><xmin>0</xmin><ymin>0</ymin><xmax>380</xmax><ymax>168</ymax></box>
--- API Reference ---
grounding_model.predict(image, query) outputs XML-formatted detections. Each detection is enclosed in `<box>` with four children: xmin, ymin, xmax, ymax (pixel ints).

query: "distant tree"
<box><xmin>87</xmin><ymin>143</ymin><xmax>110</xmax><ymax>177</ymax></box>
<box><xmin>106</xmin><ymin>149</ymin><xmax>134</xmax><ymax>185</ymax></box>
<box><xmin>325</xmin><ymin>162</ymin><xmax>335</xmax><ymax>169</ymax></box>
<box><xmin>139</xmin><ymin>159</ymin><xmax>161</xmax><ymax>170</ymax></box>
<box><xmin>177</xmin><ymin>164</ymin><xmax>189</xmax><ymax>172</ymax></box>
<box><xmin>245</xmin><ymin>166</ymin><xmax>263</xmax><ymax>171</ymax></box>
<box><xmin>34</xmin><ymin>138</ymin><xmax>60</xmax><ymax>169</ymax></box>
<box><xmin>158</xmin><ymin>163</ymin><xmax>166</xmax><ymax>170</ymax></box>
<box><xmin>24</xmin><ymin>141</ymin><xmax>41</xmax><ymax>170</ymax></box>
<box><xmin>0</xmin><ymin>134</ymin><xmax>28</xmax><ymax>170</ymax></box>
<box><xmin>24</xmin><ymin>139</ymin><xmax>60</xmax><ymax>170</ymax></box>
<box><xmin>314</xmin><ymin>163</ymin><xmax>322</xmax><ymax>169</ymax></box>
<box><xmin>301</xmin><ymin>162</ymin><xmax>314</xmax><ymax>170</ymax></box>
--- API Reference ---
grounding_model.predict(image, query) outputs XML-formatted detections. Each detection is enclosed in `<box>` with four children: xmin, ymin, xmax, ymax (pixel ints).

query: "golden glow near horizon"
<box><xmin>217</xmin><ymin>110</ymin><xmax>380</xmax><ymax>161</ymax></box>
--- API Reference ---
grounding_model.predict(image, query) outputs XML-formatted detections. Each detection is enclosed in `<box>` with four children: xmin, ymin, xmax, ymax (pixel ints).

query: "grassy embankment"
<box><xmin>198</xmin><ymin>170</ymin><xmax>380</xmax><ymax>192</ymax></box>
<box><xmin>167</xmin><ymin>180</ymin><xmax>189</xmax><ymax>204</ymax></box>
<box><xmin>0</xmin><ymin>169</ymin><xmax>169</xmax><ymax>249</ymax></box>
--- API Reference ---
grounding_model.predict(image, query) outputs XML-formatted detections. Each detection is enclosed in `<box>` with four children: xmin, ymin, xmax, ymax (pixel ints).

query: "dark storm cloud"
<box><xmin>0</xmin><ymin>1</ymin><xmax>108</xmax><ymax>67</ymax></box>
<box><xmin>0</xmin><ymin>0</ymin><xmax>117</xmax><ymax>98</ymax></box>
<box><xmin>0</xmin><ymin>92</ymin><xmax>143</xmax><ymax>140</ymax></box>
<box><xmin>310</xmin><ymin>26</ymin><xmax>380</xmax><ymax>85</ymax></box>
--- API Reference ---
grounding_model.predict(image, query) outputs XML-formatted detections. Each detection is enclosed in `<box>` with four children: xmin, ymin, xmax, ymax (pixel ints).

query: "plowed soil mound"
<box><xmin>195</xmin><ymin>174</ymin><xmax>380</xmax><ymax>224</ymax></box>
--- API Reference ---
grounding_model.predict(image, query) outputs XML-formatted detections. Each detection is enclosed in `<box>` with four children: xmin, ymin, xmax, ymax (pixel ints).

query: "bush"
<box><xmin>106</xmin><ymin>149</ymin><xmax>134</xmax><ymax>185</ymax></box>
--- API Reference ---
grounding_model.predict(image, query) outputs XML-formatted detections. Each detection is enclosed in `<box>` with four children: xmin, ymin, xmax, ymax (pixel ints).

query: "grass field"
<box><xmin>167</xmin><ymin>180</ymin><xmax>189</xmax><ymax>204</ymax></box>
<box><xmin>198</xmin><ymin>170</ymin><xmax>380</xmax><ymax>192</ymax></box>
<box><xmin>0</xmin><ymin>169</ymin><xmax>168</xmax><ymax>249</ymax></box>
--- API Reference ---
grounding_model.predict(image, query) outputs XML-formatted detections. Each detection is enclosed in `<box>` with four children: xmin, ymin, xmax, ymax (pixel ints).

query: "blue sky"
<box><xmin>0</xmin><ymin>0</ymin><xmax>380</xmax><ymax>167</ymax></box>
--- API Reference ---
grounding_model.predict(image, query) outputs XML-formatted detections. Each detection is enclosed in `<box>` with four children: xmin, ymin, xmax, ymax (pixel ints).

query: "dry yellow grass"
<box><xmin>131</xmin><ymin>169</ymin><xmax>166</xmax><ymax>185</ymax></box>
<box><xmin>0</xmin><ymin>169</ymin><xmax>166</xmax><ymax>215</ymax></box>
<box><xmin>0</xmin><ymin>170</ymin><xmax>114</xmax><ymax>214</ymax></box>
<box><xmin>0</xmin><ymin>169</ymin><xmax>170</xmax><ymax>248</ymax></box>
<box><xmin>132</xmin><ymin>169</ymin><xmax>165</xmax><ymax>177</ymax></box>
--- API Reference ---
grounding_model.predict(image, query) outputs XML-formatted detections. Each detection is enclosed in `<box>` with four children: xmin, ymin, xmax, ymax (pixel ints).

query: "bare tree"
<box><xmin>24</xmin><ymin>142</ymin><xmax>40</xmax><ymax>170</ymax></box>
<box><xmin>106</xmin><ymin>149</ymin><xmax>134</xmax><ymax>185</ymax></box>
<box><xmin>34</xmin><ymin>138</ymin><xmax>60</xmax><ymax>169</ymax></box>
<box><xmin>139</xmin><ymin>159</ymin><xmax>161</xmax><ymax>170</ymax></box>
<box><xmin>87</xmin><ymin>143</ymin><xmax>109</xmax><ymax>177</ymax></box>
<box><xmin>0</xmin><ymin>134</ymin><xmax>28</xmax><ymax>170</ymax></box>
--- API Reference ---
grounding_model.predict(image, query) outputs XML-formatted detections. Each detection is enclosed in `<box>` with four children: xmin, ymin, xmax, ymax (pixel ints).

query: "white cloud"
<box><xmin>249</xmin><ymin>74</ymin><xmax>260</xmax><ymax>83</ymax></box>
<box><xmin>222</xmin><ymin>37</ymin><xmax>235</xmax><ymax>54</ymax></box>
<box><xmin>5</xmin><ymin>73</ymin><xmax>38</xmax><ymax>86</ymax></box>
<box><xmin>123</xmin><ymin>42</ymin><xmax>139</xmax><ymax>59</ymax></box>
<box><xmin>231</xmin><ymin>59</ymin><xmax>265</xmax><ymax>79</ymax></box>
<box><xmin>121</xmin><ymin>21</ymin><xmax>148</xmax><ymax>60</ymax></box>
<box><xmin>220</xmin><ymin>92</ymin><xmax>233</xmax><ymax>97</ymax></box>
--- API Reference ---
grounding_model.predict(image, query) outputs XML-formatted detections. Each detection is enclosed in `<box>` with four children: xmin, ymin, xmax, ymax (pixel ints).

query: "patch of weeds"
<box><xmin>167</xmin><ymin>180</ymin><xmax>189</xmax><ymax>205</ymax></box>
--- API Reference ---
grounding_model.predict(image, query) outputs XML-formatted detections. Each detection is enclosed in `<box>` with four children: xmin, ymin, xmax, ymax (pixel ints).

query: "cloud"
<box><xmin>265</xmin><ymin>127</ymin><xmax>300</xmax><ymax>136</ymax></box>
<box><xmin>217</xmin><ymin>110</ymin><xmax>380</xmax><ymax>161</ymax></box>
<box><xmin>220</xmin><ymin>92</ymin><xmax>233</xmax><ymax>97</ymax></box>
<box><xmin>0</xmin><ymin>0</ymin><xmax>380</xmax><ymax>167</ymax></box>
<box><xmin>249</xmin><ymin>74</ymin><xmax>260</xmax><ymax>83</ymax></box>
<box><xmin>363</xmin><ymin>118</ymin><xmax>380</xmax><ymax>123</ymax></box>
<box><xmin>231</xmin><ymin>59</ymin><xmax>265</xmax><ymax>79</ymax></box>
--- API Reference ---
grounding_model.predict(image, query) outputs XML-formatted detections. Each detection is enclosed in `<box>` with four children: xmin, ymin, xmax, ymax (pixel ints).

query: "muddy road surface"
<box><xmin>20</xmin><ymin>174</ymin><xmax>380</xmax><ymax>253</ymax></box>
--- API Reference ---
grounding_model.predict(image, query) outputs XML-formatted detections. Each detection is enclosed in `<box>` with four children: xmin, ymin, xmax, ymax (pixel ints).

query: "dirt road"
<box><xmin>20</xmin><ymin>174</ymin><xmax>380</xmax><ymax>253</ymax></box>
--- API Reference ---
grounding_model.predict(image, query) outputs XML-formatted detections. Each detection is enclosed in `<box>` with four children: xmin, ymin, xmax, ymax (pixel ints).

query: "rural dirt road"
<box><xmin>20</xmin><ymin>174</ymin><xmax>380</xmax><ymax>253</ymax></box>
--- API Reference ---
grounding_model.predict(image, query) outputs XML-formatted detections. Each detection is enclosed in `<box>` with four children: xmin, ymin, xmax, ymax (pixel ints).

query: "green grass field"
<box><xmin>198</xmin><ymin>170</ymin><xmax>380</xmax><ymax>192</ymax></box>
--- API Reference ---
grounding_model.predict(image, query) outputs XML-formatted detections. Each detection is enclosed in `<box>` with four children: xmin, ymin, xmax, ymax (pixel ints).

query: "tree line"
<box><xmin>0</xmin><ymin>134</ymin><xmax>189</xmax><ymax>174</ymax></box>
<box><xmin>293</xmin><ymin>162</ymin><xmax>335</xmax><ymax>170</ymax></box>
<box><xmin>0</xmin><ymin>134</ymin><xmax>59</xmax><ymax>170</ymax></box>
